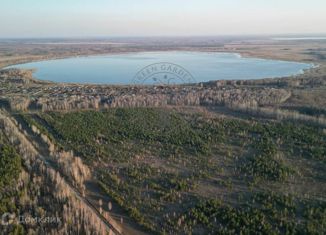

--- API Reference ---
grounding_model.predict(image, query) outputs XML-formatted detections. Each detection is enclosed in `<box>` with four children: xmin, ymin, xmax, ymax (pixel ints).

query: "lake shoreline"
<box><xmin>2</xmin><ymin>50</ymin><xmax>317</xmax><ymax>86</ymax></box>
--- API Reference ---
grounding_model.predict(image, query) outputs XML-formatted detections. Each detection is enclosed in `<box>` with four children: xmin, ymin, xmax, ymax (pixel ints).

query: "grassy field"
<box><xmin>19</xmin><ymin>107</ymin><xmax>326</xmax><ymax>234</ymax></box>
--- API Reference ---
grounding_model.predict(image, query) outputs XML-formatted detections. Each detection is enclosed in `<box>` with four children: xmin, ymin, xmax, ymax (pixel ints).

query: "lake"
<box><xmin>7</xmin><ymin>51</ymin><xmax>313</xmax><ymax>85</ymax></box>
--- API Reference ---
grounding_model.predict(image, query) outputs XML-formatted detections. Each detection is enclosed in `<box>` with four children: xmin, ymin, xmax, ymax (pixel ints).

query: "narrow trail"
<box><xmin>11</xmin><ymin>114</ymin><xmax>129</xmax><ymax>235</ymax></box>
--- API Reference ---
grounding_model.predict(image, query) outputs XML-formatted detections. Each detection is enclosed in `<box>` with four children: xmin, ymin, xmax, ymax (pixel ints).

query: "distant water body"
<box><xmin>7</xmin><ymin>52</ymin><xmax>313</xmax><ymax>85</ymax></box>
<box><xmin>273</xmin><ymin>37</ymin><xmax>326</xmax><ymax>41</ymax></box>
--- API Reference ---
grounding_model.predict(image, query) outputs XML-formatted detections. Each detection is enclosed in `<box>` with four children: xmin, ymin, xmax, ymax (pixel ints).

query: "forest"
<box><xmin>14</xmin><ymin>107</ymin><xmax>326</xmax><ymax>234</ymax></box>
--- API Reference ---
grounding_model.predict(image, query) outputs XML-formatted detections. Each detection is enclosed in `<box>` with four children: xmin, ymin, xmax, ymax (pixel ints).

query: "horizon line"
<box><xmin>1</xmin><ymin>33</ymin><xmax>326</xmax><ymax>40</ymax></box>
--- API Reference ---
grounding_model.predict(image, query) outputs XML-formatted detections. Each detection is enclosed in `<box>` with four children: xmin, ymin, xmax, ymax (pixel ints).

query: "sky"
<box><xmin>1</xmin><ymin>0</ymin><xmax>326</xmax><ymax>38</ymax></box>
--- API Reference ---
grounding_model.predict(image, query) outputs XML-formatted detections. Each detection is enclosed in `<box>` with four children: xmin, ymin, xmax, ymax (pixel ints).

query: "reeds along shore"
<box><xmin>7</xmin><ymin>85</ymin><xmax>291</xmax><ymax>112</ymax></box>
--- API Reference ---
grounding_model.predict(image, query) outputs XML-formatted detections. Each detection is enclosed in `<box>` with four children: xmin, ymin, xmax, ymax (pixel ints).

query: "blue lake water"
<box><xmin>8</xmin><ymin>51</ymin><xmax>313</xmax><ymax>85</ymax></box>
